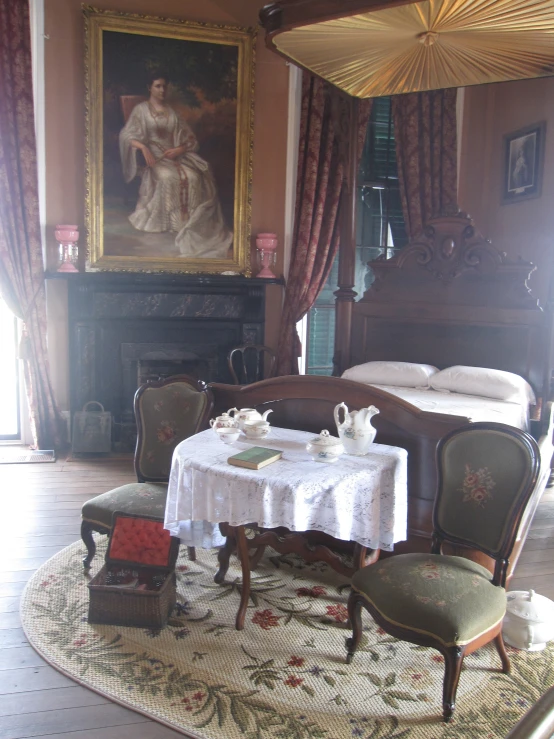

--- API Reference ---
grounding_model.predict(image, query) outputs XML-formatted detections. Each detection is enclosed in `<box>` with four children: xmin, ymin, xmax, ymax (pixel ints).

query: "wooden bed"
<box><xmin>337</xmin><ymin>212</ymin><xmax>553</xmax><ymax>422</ymax></box>
<box><xmin>341</xmin><ymin>211</ymin><xmax>554</xmax><ymax>569</ymax></box>
<box><xmin>210</xmin><ymin>213</ymin><xmax>554</xmax><ymax>580</ymax></box>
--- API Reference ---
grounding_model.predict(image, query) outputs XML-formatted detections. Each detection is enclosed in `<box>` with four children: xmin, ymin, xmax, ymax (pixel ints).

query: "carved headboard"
<box><xmin>344</xmin><ymin>212</ymin><xmax>554</xmax><ymax>426</ymax></box>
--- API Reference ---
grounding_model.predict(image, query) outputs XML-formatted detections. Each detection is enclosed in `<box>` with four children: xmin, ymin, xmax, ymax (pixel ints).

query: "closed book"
<box><xmin>228</xmin><ymin>446</ymin><xmax>283</xmax><ymax>470</ymax></box>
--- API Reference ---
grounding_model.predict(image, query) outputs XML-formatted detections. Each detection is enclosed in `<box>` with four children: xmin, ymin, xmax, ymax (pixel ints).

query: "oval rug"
<box><xmin>20</xmin><ymin>538</ymin><xmax>554</xmax><ymax>739</ymax></box>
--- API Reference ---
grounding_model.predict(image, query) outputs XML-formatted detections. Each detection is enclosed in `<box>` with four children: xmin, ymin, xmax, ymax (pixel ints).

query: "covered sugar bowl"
<box><xmin>502</xmin><ymin>590</ymin><xmax>554</xmax><ymax>651</ymax></box>
<box><xmin>306</xmin><ymin>429</ymin><xmax>344</xmax><ymax>463</ymax></box>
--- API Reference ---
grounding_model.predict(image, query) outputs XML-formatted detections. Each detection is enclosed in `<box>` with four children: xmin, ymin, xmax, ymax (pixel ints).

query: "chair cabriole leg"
<box><xmin>494</xmin><ymin>633</ymin><xmax>511</xmax><ymax>673</ymax></box>
<box><xmin>345</xmin><ymin>591</ymin><xmax>364</xmax><ymax>664</ymax></box>
<box><xmin>442</xmin><ymin>646</ymin><xmax>465</xmax><ymax>722</ymax></box>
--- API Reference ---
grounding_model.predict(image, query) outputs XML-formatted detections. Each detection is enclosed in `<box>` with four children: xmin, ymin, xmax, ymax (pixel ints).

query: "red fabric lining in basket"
<box><xmin>109</xmin><ymin>517</ymin><xmax>171</xmax><ymax>567</ymax></box>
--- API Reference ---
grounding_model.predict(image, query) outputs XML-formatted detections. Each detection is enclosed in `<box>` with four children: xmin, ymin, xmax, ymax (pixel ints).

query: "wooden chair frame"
<box><xmin>345</xmin><ymin>422</ymin><xmax>541</xmax><ymax>722</ymax></box>
<box><xmin>81</xmin><ymin>375</ymin><xmax>214</xmax><ymax>570</ymax></box>
<box><xmin>227</xmin><ymin>344</ymin><xmax>276</xmax><ymax>385</ymax></box>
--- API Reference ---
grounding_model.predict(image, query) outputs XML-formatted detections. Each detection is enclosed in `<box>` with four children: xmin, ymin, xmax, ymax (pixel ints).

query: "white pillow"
<box><xmin>429</xmin><ymin>366</ymin><xmax>536</xmax><ymax>404</ymax></box>
<box><xmin>342</xmin><ymin>361</ymin><xmax>439</xmax><ymax>388</ymax></box>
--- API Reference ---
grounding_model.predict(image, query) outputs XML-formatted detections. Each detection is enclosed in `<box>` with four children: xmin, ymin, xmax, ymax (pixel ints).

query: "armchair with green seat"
<box><xmin>81</xmin><ymin>375</ymin><xmax>214</xmax><ymax>571</ymax></box>
<box><xmin>345</xmin><ymin>422</ymin><xmax>541</xmax><ymax>723</ymax></box>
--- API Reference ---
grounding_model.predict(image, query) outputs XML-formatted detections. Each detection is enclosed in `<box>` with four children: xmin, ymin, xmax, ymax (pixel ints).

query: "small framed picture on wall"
<box><xmin>502</xmin><ymin>121</ymin><xmax>546</xmax><ymax>205</ymax></box>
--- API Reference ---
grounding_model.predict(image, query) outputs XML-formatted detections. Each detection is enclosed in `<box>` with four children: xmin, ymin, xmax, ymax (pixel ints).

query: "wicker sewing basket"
<box><xmin>88</xmin><ymin>513</ymin><xmax>179</xmax><ymax>629</ymax></box>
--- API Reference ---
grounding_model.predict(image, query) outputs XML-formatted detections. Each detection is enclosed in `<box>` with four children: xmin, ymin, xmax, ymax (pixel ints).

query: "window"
<box><xmin>305</xmin><ymin>97</ymin><xmax>407</xmax><ymax>375</ymax></box>
<box><xmin>0</xmin><ymin>298</ymin><xmax>20</xmax><ymax>439</ymax></box>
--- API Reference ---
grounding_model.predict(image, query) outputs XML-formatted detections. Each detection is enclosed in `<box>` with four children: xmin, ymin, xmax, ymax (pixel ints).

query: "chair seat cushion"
<box><xmin>351</xmin><ymin>553</ymin><xmax>507</xmax><ymax>647</ymax></box>
<box><xmin>81</xmin><ymin>483</ymin><xmax>168</xmax><ymax>529</ymax></box>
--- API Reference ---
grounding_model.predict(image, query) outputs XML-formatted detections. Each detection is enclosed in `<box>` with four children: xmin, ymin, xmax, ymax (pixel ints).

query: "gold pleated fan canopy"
<box><xmin>264</xmin><ymin>0</ymin><xmax>554</xmax><ymax>97</ymax></box>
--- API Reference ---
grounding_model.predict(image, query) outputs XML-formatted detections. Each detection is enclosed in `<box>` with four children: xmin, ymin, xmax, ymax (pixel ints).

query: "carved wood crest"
<box><xmin>369</xmin><ymin>209</ymin><xmax>534</xmax><ymax>285</ymax></box>
<box><xmin>396</xmin><ymin>212</ymin><xmax>508</xmax><ymax>282</ymax></box>
<box><xmin>364</xmin><ymin>212</ymin><xmax>537</xmax><ymax>308</ymax></box>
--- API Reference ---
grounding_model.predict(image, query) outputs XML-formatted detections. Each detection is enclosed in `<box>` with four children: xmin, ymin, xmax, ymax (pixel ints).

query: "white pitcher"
<box><xmin>334</xmin><ymin>402</ymin><xmax>379</xmax><ymax>456</ymax></box>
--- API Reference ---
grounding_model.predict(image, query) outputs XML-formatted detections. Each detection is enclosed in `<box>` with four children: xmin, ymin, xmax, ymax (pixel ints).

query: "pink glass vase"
<box><xmin>55</xmin><ymin>224</ymin><xmax>79</xmax><ymax>273</ymax></box>
<box><xmin>256</xmin><ymin>232</ymin><xmax>278</xmax><ymax>279</ymax></box>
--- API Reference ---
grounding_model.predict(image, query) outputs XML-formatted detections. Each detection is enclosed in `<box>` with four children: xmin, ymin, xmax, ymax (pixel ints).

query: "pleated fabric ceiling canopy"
<box><xmin>260</xmin><ymin>0</ymin><xmax>554</xmax><ymax>97</ymax></box>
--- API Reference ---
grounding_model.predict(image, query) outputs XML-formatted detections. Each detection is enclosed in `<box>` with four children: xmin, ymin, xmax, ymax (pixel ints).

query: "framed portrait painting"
<box><xmin>84</xmin><ymin>7</ymin><xmax>255</xmax><ymax>274</ymax></box>
<box><xmin>502</xmin><ymin>121</ymin><xmax>546</xmax><ymax>205</ymax></box>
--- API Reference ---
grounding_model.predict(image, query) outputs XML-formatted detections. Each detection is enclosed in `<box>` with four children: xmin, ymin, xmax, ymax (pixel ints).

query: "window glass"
<box><xmin>0</xmin><ymin>298</ymin><xmax>20</xmax><ymax>439</ymax></box>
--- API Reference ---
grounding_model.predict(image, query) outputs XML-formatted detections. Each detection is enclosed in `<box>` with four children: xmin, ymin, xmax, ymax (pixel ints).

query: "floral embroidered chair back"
<box><xmin>434</xmin><ymin>423</ymin><xmax>541</xmax><ymax>560</ymax></box>
<box><xmin>134</xmin><ymin>376</ymin><xmax>214</xmax><ymax>482</ymax></box>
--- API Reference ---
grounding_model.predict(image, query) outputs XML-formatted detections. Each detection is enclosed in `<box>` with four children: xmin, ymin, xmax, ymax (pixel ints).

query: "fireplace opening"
<box><xmin>137</xmin><ymin>357</ymin><xmax>211</xmax><ymax>387</ymax></box>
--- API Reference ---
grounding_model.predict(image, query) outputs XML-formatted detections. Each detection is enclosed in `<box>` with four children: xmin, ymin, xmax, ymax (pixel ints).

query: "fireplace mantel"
<box><xmin>48</xmin><ymin>272</ymin><xmax>282</xmax><ymax>451</ymax></box>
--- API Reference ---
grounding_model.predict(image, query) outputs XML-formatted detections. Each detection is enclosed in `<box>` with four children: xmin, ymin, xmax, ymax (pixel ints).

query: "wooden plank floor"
<box><xmin>0</xmin><ymin>456</ymin><xmax>183</xmax><ymax>739</ymax></box>
<box><xmin>0</xmin><ymin>456</ymin><xmax>553</xmax><ymax>738</ymax></box>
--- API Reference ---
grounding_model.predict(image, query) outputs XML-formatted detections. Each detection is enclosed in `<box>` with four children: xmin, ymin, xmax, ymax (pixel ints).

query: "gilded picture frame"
<box><xmin>84</xmin><ymin>6</ymin><xmax>255</xmax><ymax>274</ymax></box>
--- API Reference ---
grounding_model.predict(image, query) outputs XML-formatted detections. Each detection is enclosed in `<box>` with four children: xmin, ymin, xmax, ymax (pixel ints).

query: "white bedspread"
<box><xmin>370</xmin><ymin>385</ymin><xmax>530</xmax><ymax>430</ymax></box>
<box><xmin>165</xmin><ymin>427</ymin><xmax>408</xmax><ymax>551</ymax></box>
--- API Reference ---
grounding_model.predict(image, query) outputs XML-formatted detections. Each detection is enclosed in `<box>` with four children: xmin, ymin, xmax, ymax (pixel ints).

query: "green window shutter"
<box><xmin>305</xmin><ymin>97</ymin><xmax>406</xmax><ymax>376</ymax></box>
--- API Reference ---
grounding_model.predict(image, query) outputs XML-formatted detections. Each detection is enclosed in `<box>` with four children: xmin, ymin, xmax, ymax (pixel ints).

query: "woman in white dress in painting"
<box><xmin>119</xmin><ymin>72</ymin><xmax>233</xmax><ymax>259</ymax></box>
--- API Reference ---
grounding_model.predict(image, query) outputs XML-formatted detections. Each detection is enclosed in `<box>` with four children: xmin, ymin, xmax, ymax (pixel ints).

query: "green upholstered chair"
<box><xmin>346</xmin><ymin>422</ymin><xmax>541</xmax><ymax>723</ymax></box>
<box><xmin>81</xmin><ymin>375</ymin><xmax>214</xmax><ymax>571</ymax></box>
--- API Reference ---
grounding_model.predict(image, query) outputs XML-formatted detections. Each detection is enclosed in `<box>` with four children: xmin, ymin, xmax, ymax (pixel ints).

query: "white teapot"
<box><xmin>209</xmin><ymin>412</ymin><xmax>239</xmax><ymax>432</ymax></box>
<box><xmin>229</xmin><ymin>407</ymin><xmax>273</xmax><ymax>430</ymax></box>
<box><xmin>334</xmin><ymin>402</ymin><xmax>379</xmax><ymax>456</ymax></box>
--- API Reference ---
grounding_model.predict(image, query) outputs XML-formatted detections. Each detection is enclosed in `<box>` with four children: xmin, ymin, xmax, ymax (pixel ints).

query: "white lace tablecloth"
<box><xmin>164</xmin><ymin>427</ymin><xmax>408</xmax><ymax>551</ymax></box>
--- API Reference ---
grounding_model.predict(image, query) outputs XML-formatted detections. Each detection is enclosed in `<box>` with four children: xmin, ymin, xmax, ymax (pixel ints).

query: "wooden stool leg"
<box><xmin>234</xmin><ymin>525</ymin><xmax>251</xmax><ymax>631</ymax></box>
<box><xmin>187</xmin><ymin>546</ymin><xmax>196</xmax><ymax>561</ymax></box>
<box><xmin>81</xmin><ymin>520</ymin><xmax>97</xmax><ymax>572</ymax></box>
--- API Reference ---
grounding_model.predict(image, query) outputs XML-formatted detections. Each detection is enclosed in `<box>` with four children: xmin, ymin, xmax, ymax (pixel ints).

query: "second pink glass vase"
<box><xmin>55</xmin><ymin>224</ymin><xmax>79</xmax><ymax>273</ymax></box>
<box><xmin>256</xmin><ymin>232</ymin><xmax>278</xmax><ymax>279</ymax></box>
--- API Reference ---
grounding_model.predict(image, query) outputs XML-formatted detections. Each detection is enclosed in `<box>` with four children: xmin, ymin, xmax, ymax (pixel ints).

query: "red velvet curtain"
<box><xmin>392</xmin><ymin>89</ymin><xmax>458</xmax><ymax>239</ymax></box>
<box><xmin>0</xmin><ymin>0</ymin><xmax>64</xmax><ymax>448</ymax></box>
<box><xmin>275</xmin><ymin>74</ymin><xmax>371</xmax><ymax>376</ymax></box>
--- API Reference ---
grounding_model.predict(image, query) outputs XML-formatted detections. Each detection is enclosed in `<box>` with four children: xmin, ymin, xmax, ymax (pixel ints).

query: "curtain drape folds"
<box><xmin>392</xmin><ymin>89</ymin><xmax>458</xmax><ymax>240</ymax></box>
<box><xmin>0</xmin><ymin>0</ymin><xmax>63</xmax><ymax>449</ymax></box>
<box><xmin>275</xmin><ymin>73</ymin><xmax>371</xmax><ymax>377</ymax></box>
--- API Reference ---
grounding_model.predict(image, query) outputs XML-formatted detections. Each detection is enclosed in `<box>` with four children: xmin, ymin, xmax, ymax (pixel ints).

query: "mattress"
<box><xmin>369</xmin><ymin>385</ymin><xmax>530</xmax><ymax>431</ymax></box>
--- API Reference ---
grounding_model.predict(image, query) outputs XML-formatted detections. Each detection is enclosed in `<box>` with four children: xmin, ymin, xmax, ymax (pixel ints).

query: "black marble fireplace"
<box><xmin>61</xmin><ymin>272</ymin><xmax>279</xmax><ymax>451</ymax></box>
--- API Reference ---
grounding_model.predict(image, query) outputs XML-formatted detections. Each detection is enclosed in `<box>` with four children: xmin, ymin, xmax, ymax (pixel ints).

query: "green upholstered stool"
<box><xmin>345</xmin><ymin>423</ymin><xmax>541</xmax><ymax>723</ymax></box>
<box><xmin>81</xmin><ymin>376</ymin><xmax>213</xmax><ymax>571</ymax></box>
<box><xmin>81</xmin><ymin>483</ymin><xmax>169</xmax><ymax>569</ymax></box>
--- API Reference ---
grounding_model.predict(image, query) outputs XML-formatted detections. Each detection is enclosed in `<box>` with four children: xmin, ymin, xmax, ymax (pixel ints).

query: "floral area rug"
<box><xmin>20</xmin><ymin>538</ymin><xmax>554</xmax><ymax>739</ymax></box>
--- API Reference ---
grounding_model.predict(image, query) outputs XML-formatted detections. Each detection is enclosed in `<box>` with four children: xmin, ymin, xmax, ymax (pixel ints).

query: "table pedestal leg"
<box><xmin>353</xmin><ymin>543</ymin><xmax>380</xmax><ymax>570</ymax></box>
<box><xmin>233</xmin><ymin>525</ymin><xmax>251</xmax><ymax>630</ymax></box>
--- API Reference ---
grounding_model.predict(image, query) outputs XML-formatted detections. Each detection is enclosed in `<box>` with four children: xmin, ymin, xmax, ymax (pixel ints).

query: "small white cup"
<box><xmin>243</xmin><ymin>421</ymin><xmax>270</xmax><ymax>439</ymax></box>
<box><xmin>216</xmin><ymin>427</ymin><xmax>241</xmax><ymax>444</ymax></box>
